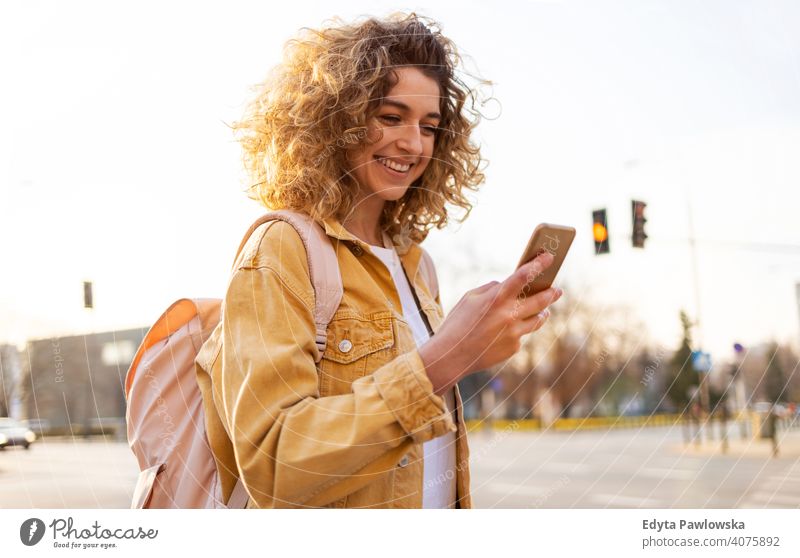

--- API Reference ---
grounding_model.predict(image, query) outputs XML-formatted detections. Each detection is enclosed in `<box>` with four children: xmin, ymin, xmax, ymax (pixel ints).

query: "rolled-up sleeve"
<box><xmin>212</xmin><ymin>226</ymin><xmax>455</xmax><ymax>508</ymax></box>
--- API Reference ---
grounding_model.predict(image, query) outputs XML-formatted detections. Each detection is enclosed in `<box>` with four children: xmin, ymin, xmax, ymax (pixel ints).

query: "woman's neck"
<box><xmin>343</xmin><ymin>218</ymin><xmax>384</xmax><ymax>246</ymax></box>
<box><xmin>342</xmin><ymin>196</ymin><xmax>385</xmax><ymax>246</ymax></box>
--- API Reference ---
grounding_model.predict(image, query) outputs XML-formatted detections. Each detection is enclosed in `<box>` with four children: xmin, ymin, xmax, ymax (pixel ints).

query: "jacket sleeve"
<box><xmin>211</xmin><ymin>221</ymin><xmax>456</xmax><ymax>508</ymax></box>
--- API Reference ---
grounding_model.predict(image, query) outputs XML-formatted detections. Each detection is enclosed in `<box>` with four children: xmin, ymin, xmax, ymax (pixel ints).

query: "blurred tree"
<box><xmin>739</xmin><ymin>342</ymin><xmax>798</xmax><ymax>403</ymax></box>
<box><xmin>779</xmin><ymin>345</ymin><xmax>800</xmax><ymax>402</ymax></box>
<box><xmin>666</xmin><ymin>310</ymin><xmax>698</xmax><ymax>410</ymax></box>
<box><xmin>764</xmin><ymin>342</ymin><xmax>789</xmax><ymax>403</ymax></box>
<box><xmin>514</xmin><ymin>291</ymin><xmax>648</xmax><ymax>420</ymax></box>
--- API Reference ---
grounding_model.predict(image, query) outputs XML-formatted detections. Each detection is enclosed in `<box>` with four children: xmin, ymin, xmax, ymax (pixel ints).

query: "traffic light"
<box><xmin>83</xmin><ymin>281</ymin><xmax>93</xmax><ymax>309</ymax></box>
<box><xmin>592</xmin><ymin>209</ymin><xmax>609</xmax><ymax>254</ymax></box>
<box><xmin>632</xmin><ymin>200</ymin><xmax>648</xmax><ymax>248</ymax></box>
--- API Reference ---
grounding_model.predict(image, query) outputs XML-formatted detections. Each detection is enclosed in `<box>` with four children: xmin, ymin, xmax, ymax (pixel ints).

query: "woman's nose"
<box><xmin>395</xmin><ymin>123</ymin><xmax>424</xmax><ymax>155</ymax></box>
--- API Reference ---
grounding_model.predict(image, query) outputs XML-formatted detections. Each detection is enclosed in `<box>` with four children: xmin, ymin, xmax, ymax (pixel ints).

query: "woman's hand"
<box><xmin>419</xmin><ymin>251</ymin><xmax>564</xmax><ymax>395</ymax></box>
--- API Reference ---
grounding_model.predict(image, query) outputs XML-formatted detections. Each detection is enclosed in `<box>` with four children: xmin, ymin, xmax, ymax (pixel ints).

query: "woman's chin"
<box><xmin>372</xmin><ymin>186</ymin><xmax>409</xmax><ymax>202</ymax></box>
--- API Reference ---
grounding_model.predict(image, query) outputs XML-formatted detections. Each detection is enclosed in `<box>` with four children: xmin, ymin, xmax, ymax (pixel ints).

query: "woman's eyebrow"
<box><xmin>380</xmin><ymin>98</ymin><xmax>441</xmax><ymax>120</ymax></box>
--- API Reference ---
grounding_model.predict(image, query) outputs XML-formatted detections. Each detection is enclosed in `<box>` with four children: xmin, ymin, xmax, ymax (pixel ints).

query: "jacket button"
<box><xmin>338</xmin><ymin>339</ymin><xmax>353</xmax><ymax>353</ymax></box>
<box><xmin>350</xmin><ymin>244</ymin><xmax>364</xmax><ymax>256</ymax></box>
<box><xmin>398</xmin><ymin>455</ymin><xmax>409</xmax><ymax>468</ymax></box>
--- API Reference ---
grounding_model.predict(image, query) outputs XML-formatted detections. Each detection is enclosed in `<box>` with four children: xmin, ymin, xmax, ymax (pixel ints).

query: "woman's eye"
<box><xmin>379</xmin><ymin>115</ymin><xmax>437</xmax><ymax>136</ymax></box>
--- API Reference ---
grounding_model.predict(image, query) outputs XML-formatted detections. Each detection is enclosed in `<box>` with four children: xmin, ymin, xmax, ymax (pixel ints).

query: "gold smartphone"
<box><xmin>516</xmin><ymin>223</ymin><xmax>576</xmax><ymax>294</ymax></box>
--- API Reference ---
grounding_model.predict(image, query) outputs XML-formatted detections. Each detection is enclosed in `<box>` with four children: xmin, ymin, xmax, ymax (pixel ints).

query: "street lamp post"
<box><xmin>733</xmin><ymin>343</ymin><xmax>748</xmax><ymax>440</ymax></box>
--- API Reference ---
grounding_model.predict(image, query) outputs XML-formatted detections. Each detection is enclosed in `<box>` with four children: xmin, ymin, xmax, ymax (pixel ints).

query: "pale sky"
<box><xmin>1</xmin><ymin>0</ymin><xmax>799</xmax><ymax>364</ymax></box>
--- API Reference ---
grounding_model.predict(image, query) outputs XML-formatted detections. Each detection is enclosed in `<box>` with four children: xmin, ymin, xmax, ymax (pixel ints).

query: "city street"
<box><xmin>1</xmin><ymin>425</ymin><xmax>799</xmax><ymax>508</ymax></box>
<box><xmin>0</xmin><ymin>437</ymin><xmax>139</xmax><ymax>508</ymax></box>
<box><xmin>469</xmin><ymin>423</ymin><xmax>800</xmax><ymax>508</ymax></box>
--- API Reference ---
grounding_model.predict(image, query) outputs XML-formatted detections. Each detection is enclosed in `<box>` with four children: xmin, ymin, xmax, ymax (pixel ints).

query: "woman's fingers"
<box><xmin>499</xmin><ymin>251</ymin><xmax>554</xmax><ymax>301</ymax></box>
<box><xmin>511</xmin><ymin>285</ymin><xmax>563</xmax><ymax>321</ymax></box>
<box><xmin>518</xmin><ymin>308</ymin><xmax>551</xmax><ymax>334</ymax></box>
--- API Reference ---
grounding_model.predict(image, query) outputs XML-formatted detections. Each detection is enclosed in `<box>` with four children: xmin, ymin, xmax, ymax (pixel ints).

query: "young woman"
<box><xmin>196</xmin><ymin>12</ymin><xmax>563</xmax><ymax>509</ymax></box>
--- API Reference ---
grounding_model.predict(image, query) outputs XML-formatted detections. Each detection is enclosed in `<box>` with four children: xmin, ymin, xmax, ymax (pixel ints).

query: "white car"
<box><xmin>0</xmin><ymin>418</ymin><xmax>37</xmax><ymax>450</ymax></box>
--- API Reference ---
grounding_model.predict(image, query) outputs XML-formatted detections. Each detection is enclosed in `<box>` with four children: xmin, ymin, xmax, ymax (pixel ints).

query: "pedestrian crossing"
<box><xmin>738</xmin><ymin>466</ymin><xmax>800</xmax><ymax>508</ymax></box>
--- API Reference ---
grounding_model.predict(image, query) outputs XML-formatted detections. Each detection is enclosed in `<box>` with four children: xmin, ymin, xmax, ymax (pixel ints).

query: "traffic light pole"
<box><xmin>687</xmin><ymin>197</ymin><xmax>712</xmax><ymax>441</ymax></box>
<box><xmin>687</xmin><ymin>198</ymin><xmax>703</xmax><ymax>347</ymax></box>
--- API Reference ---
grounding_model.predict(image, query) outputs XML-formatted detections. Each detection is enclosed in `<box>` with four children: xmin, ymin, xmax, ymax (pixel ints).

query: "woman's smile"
<box><xmin>374</xmin><ymin>155</ymin><xmax>414</xmax><ymax>177</ymax></box>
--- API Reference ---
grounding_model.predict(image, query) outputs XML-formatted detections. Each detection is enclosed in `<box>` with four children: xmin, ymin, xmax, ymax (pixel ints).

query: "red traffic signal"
<box><xmin>632</xmin><ymin>200</ymin><xmax>648</xmax><ymax>248</ymax></box>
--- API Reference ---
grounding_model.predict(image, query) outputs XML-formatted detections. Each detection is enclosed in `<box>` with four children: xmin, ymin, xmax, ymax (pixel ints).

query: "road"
<box><xmin>468</xmin><ymin>422</ymin><xmax>800</xmax><ymax>508</ymax></box>
<box><xmin>1</xmin><ymin>425</ymin><xmax>799</xmax><ymax>508</ymax></box>
<box><xmin>0</xmin><ymin>437</ymin><xmax>139</xmax><ymax>508</ymax></box>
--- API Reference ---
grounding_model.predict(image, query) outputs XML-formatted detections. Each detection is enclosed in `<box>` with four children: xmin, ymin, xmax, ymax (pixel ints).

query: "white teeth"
<box><xmin>378</xmin><ymin>157</ymin><xmax>411</xmax><ymax>173</ymax></box>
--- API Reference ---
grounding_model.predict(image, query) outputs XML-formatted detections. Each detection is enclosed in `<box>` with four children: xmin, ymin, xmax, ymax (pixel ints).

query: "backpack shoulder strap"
<box><xmin>231</xmin><ymin>210</ymin><xmax>343</xmax><ymax>363</ymax></box>
<box><xmin>417</xmin><ymin>247</ymin><xmax>439</xmax><ymax>302</ymax></box>
<box><xmin>223</xmin><ymin>211</ymin><xmax>342</xmax><ymax>509</ymax></box>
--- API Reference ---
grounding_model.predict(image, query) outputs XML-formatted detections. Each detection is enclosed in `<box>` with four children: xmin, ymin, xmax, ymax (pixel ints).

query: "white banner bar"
<box><xmin>1</xmin><ymin>509</ymin><xmax>799</xmax><ymax>557</ymax></box>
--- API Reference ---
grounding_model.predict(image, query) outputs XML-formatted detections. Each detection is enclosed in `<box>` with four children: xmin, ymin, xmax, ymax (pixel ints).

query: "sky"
<box><xmin>1</xmin><ymin>0</ymin><xmax>799</xmax><ymax>364</ymax></box>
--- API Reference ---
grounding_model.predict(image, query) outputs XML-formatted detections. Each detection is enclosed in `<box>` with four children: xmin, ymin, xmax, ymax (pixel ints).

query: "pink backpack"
<box><xmin>124</xmin><ymin>210</ymin><xmax>343</xmax><ymax>508</ymax></box>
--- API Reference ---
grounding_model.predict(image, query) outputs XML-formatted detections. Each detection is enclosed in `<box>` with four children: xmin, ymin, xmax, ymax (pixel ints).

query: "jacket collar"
<box><xmin>314</xmin><ymin>215</ymin><xmax>442</xmax><ymax>332</ymax></box>
<box><xmin>320</xmin><ymin>215</ymin><xmax>416</xmax><ymax>257</ymax></box>
<box><xmin>319</xmin><ymin>215</ymin><xmax>426</xmax><ymax>288</ymax></box>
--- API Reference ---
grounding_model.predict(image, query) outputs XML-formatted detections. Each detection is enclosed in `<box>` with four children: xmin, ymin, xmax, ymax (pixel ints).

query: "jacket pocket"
<box><xmin>318</xmin><ymin>310</ymin><xmax>395</xmax><ymax>396</ymax></box>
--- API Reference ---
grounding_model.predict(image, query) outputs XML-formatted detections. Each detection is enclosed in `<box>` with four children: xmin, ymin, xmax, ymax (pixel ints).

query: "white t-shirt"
<box><xmin>367</xmin><ymin>235</ymin><xmax>458</xmax><ymax>509</ymax></box>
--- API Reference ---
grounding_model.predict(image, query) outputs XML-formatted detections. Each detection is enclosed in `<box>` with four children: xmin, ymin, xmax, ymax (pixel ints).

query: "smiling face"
<box><xmin>346</xmin><ymin>66</ymin><xmax>442</xmax><ymax>208</ymax></box>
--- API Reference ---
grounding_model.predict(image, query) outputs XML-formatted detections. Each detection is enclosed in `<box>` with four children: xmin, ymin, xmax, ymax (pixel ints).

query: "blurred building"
<box><xmin>0</xmin><ymin>343</ymin><xmax>22</xmax><ymax>417</ymax></box>
<box><xmin>19</xmin><ymin>329</ymin><xmax>144</xmax><ymax>436</ymax></box>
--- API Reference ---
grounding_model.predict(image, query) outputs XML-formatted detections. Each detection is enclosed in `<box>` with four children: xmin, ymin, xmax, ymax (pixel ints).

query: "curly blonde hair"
<box><xmin>231</xmin><ymin>12</ymin><xmax>490</xmax><ymax>243</ymax></box>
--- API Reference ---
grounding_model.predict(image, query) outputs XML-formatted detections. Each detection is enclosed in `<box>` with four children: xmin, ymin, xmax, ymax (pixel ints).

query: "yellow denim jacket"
<box><xmin>195</xmin><ymin>215</ymin><xmax>472</xmax><ymax>508</ymax></box>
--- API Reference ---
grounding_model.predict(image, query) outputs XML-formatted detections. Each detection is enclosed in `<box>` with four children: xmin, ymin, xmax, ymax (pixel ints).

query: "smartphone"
<box><xmin>516</xmin><ymin>223</ymin><xmax>576</xmax><ymax>294</ymax></box>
